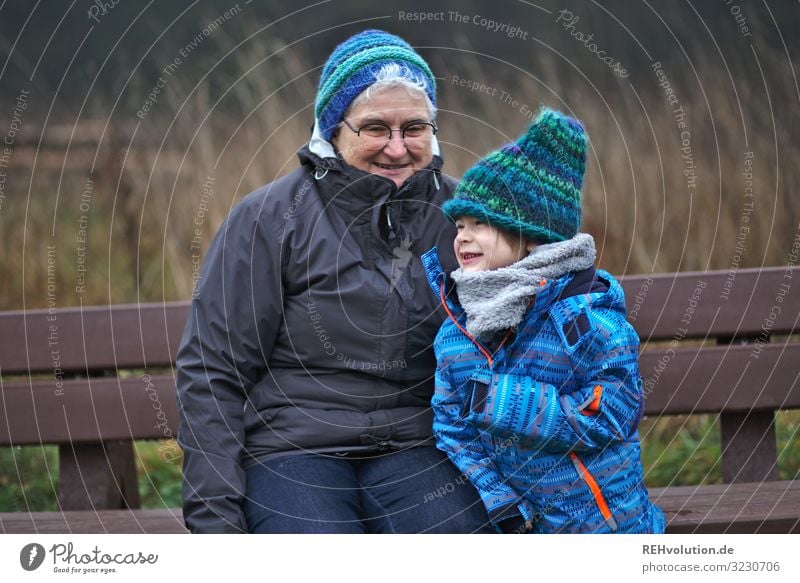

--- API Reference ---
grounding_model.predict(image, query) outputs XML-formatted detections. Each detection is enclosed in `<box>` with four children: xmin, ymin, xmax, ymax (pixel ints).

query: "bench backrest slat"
<box><xmin>4</xmin><ymin>342</ymin><xmax>797</xmax><ymax>445</ymax></box>
<box><xmin>641</xmin><ymin>343</ymin><xmax>800</xmax><ymax>415</ymax></box>
<box><xmin>619</xmin><ymin>267</ymin><xmax>799</xmax><ymax>341</ymax></box>
<box><xmin>0</xmin><ymin>376</ymin><xmax>179</xmax><ymax>445</ymax></box>
<box><xmin>2</xmin><ymin>268</ymin><xmax>796</xmax><ymax>378</ymax></box>
<box><xmin>0</xmin><ymin>302</ymin><xmax>189</xmax><ymax>375</ymax></box>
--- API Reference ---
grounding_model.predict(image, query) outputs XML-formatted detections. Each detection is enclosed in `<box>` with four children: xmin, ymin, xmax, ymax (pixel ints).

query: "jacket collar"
<box><xmin>422</xmin><ymin>247</ymin><xmax>459</xmax><ymax>313</ymax></box>
<box><xmin>449</xmin><ymin>234</ymin><xmax>596</xmax><ymax>338</ymax></box>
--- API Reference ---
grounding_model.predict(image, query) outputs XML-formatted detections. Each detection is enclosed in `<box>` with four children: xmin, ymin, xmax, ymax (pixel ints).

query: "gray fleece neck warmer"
<box><xmin>451</xmin><ymin>233</ymin><xmax>596</xmax><ymax>338</ymax></box>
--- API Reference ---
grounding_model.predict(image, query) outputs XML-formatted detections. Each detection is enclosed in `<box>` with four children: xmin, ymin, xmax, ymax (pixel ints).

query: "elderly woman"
<box><xmin>177</xmin><ymin>30</ymin><xmax>491</xmax><ymax>533</ymax></box>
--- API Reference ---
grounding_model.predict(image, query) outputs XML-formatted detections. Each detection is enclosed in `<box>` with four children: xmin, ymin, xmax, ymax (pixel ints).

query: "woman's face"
<box><xmin>332</xmin><ymin>86</ymin><xmax>435</xmax><ymax>188</ymax></box>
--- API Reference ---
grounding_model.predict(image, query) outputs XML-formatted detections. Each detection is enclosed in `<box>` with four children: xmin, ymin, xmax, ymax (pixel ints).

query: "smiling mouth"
<box><xmin>374</xmin><ymin>162</ymin><xmax>409</xmax><ymax>171</ymax></box>
<box><xmin>460</xmin><ymin>252</ymin><xmax>483</xmax><ymax>263</ymax></box>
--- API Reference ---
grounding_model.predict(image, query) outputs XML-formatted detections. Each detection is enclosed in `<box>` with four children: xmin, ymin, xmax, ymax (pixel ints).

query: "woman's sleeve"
<box><xmin>176</xmin><ymin>194</ymin><xmax>283</xmax><ymax>533</ymax></box>
<box><xmin>432</xmin><ymin>354</ymin><xmax>535</xmax><ymax>527</ymax></box>
<box><xmin>463</xmin><ymin>310</ymin><xmax>643</xmax><ymax>453</ymax></box>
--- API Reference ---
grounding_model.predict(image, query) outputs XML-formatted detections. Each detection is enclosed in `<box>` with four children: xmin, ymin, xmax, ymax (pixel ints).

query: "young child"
<box><xmin>421</xmin><ymin>108</ymin><xmax>665</xmax><ymax>533</ymax></box>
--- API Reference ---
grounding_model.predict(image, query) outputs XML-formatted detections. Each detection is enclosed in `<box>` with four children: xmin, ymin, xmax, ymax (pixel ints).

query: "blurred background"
<box><xmin>1</xmin><ymin>0</ymin><xmax>798</xmax><ymax>511</ymax></box>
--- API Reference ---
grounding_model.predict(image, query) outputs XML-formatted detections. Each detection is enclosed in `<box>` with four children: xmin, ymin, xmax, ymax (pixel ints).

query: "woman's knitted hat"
<box><xmin>444</xmin><ymin>108</ymin><xmax>588</xmax><ymax>244</ymax></box>
<box><xmin>315</xmin><ymin>29</ymin><xmax>437</xmax><ymax>141</ymax></box>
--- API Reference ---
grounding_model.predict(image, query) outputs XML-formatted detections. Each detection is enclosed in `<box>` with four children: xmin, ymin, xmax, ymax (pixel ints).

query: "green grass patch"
<box><xmin>640</xmin><ymin>410</ymin><xmax>800</xmax><ymax>487</ymax></box>
<box><xmin>0</xmin><ymin>445</ymin><xmax>59</xmax><ymax>512</ymax></box>
<box><xmin>135</xmin><ymin>441</ymin><xmax>183</xmax><ymax>509</ymax></box>
<box><xmin>777</xmin><ymin>410</ymin><xmax>800</xmax><ymax>481</ymax></box>
<box><xmin>640</xmin><ymin>415</ymin><xmax>722</xmax><ymax>487</ymax></box>
<box><xmin>0</xmin><ymin>441</ymin><xmax>183</xmax><ymax>511</ymax></box>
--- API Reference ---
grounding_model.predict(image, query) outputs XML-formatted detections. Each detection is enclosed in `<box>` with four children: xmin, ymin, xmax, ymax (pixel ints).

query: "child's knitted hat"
<box><xmin>443</xmin><ymin>108</ymin><xmax>588</xmax><ymax>244</ymax></box>
<box><xmin>315</xmin><ymin>29</ymin><xmax>437</xmax><ymax>141</ymax></box>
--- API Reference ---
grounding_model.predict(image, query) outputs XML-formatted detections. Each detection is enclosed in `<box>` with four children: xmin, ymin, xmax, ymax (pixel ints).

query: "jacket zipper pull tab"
<box><xmin>385</xmin><ymin>205</ymin><xmax>396</xmax><ymax>240</ymax></box>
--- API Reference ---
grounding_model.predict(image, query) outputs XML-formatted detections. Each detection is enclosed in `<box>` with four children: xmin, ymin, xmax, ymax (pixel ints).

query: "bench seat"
<box><xmin>3</xmin><ymin>480</ymin><xmax>798</xmax><ymax>534</ymax></box>
<box><xmin>653</xmin><ymin>480</ymin><xmax>800</xmax><ymax>533</ymax></box>
<box><xmin>0</xmin><ymin>508</ymin><xmax>187</xmax><ymax>534</ymax></box>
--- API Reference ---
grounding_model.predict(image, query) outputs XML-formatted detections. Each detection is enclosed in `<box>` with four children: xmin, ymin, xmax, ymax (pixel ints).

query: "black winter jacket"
<box><xmin>176</xmin><ymin>144</ymin><xmax>458</xmax><ymax>533</ymax></box>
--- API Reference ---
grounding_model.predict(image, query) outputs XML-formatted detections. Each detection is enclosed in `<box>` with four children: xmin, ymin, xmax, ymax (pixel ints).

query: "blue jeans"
<box><xmin>243</xmin><ymin>447</ymin><xmax>492</xmax><ymax>533</ymax></box>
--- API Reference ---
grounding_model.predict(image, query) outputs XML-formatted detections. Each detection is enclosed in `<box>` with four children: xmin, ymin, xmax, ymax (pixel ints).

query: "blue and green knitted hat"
<box><xmin>444</xmin><ymin>108</ymin><xmax>588</xmax><ymax>244</ymax></box>
<box><xmin>315</xmin><ymin>29</ymin><xmax>437</xmax><ymax>141</ymax></box>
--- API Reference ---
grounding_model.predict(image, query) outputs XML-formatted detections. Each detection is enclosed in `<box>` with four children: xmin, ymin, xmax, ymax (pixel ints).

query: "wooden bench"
<box><xmin>627</xmin><ymin>266</ymin><xmax>800</xmax><ymax>533</ymax></box>
<box><xmin>1</xmin><ymin>266</ymin><xmax>798</xmax><ymax>534</ymax></box>
<box><xmin>0</xmin><ymin>302</ymin><xmax>189</xmax><ymax>534</ymax></box>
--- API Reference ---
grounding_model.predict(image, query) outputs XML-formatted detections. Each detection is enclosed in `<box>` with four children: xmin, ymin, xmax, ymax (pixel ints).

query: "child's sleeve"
<box><xmin>463</xmin><ymin>309</ymin><xmax>643</xmax><ymax>453</ymax></box>
<box><xmin>433</xmin><ymin>360</ymin><xmax>536</xmax><ymax>527</ymax></box>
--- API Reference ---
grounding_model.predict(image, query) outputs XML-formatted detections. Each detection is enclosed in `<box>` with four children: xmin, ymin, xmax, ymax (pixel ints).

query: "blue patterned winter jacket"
<box><xmin>422</xmin><ymin>247</ymin><xmax>665</xmax><ymax>534</ymax></box>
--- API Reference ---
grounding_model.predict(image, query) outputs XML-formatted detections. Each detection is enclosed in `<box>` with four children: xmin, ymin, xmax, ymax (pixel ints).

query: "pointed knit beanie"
<box><xmin>443</xmin><ymin>107</ymin><xmax>588</xmax><ymax>244</ymax></box>
<box><xmin>315</xmin><ymin>29</ymin><xmax>437</xmax><ymax>141</ymax></box>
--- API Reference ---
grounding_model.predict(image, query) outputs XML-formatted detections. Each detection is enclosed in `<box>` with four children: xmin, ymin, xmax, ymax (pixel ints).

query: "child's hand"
<box><xmin>497</xmin><ymin>515</ymin><xmax>533</xmax><ymax>534</ymax></box>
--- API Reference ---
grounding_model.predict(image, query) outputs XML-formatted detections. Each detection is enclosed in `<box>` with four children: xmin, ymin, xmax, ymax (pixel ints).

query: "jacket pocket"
<box><xmin>568</xmin><ymin>452</ymin><xmax>618</xmax><ymax>531</ymax></box>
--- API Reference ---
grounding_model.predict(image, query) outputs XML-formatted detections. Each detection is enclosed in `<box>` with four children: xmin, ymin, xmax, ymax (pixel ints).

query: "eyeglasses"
<box><xmin>341</xmin><ymin>119</ymin><xmax>437</xmax><ymax>149</ymax></box>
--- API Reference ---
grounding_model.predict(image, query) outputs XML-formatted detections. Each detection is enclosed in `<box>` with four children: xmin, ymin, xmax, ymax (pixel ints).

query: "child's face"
<box><xmin>453</xmin><ymin>216</ymin><xmax>535</xmax><ymax>272</ymax></box>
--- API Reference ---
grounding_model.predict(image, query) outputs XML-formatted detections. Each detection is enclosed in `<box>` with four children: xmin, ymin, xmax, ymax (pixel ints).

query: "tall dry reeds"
<box><xmin>1</xmin><ymin>13</ymin><xmax>797</xmax><ymax>310</ymax></box>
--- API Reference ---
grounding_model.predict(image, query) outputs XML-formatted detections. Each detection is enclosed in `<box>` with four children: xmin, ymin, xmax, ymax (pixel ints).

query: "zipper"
<box><xmin>438</xmin><ymin>279</ymin><xmax>514</xmax><ymax>367</ymax></box>
<box><xmin>437</xmin><ymin>277</ymin><xmax>544</xmax><ymax>367</ymax></box>
<box><xmin>569</xmin><ymin>452</ymin><xmax>618</xmax><ymax>531</ymax></box>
